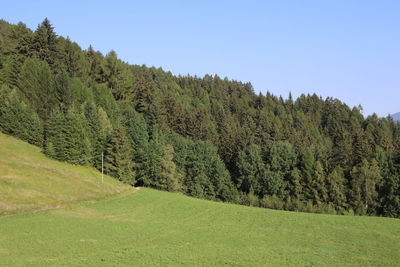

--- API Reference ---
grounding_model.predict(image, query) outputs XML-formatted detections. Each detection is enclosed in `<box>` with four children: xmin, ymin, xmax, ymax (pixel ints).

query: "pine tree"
<box><xmin>103</xmin><ymin>50</ymin><xmax>133</xmax><ymax>100</ymax></box>
<box><xmin>62</xmin><ymin>37</ymin><xmax>89</xmax><ymax>79</ymax></box>
<box><xmin>0</xmin><ymin>55</ymin><xmax>20</xmax><ymax>87</ymax></box>
<box><xmin>136</xmin><ymin>126</ymin><xmax>165</xmax><ymax>188</ymax></box>
<box><xmin>311</xmin><ymin>161</ymin><xmax>328</xmax><ymax>204</ymax></box>
<box><xmin>32</xmin><ymin>18</ymin><xmax>58</xmax><ymax>66</ymax></box>
<box><xmin>161</xmin><ymin>144</ymin><xmax>181</xmax><ymax>192</ymax></box>
<box><xmin>376</xmin><ymin>148</ymin><xmax>400</xmax><ymax>217</ymax></box>
<box><xmin>288</xmin><ymin>168</ymin><xmax>303</xmax><ymax>200</ymax></box>
<box><xmin>17</xmin><ymin>57</ymin><xmax>56</xmax><ymax>120</ymax></box>
<box><xmin>326</xmin><ymin>167</ymin><xmax>347</xmax><ymax>210</ymax></box>
<box><xmin>301</xmin><ymin>148</ymin><xmax>315</xmax><ymax>200</ymax></box>
<box><xmin>235</xmin><ymin>144</ymin><xmax>265</xmax><ymax>196</ymax></box>
<box><xmin>54</xmin><ymin>68</ymin><xmax>72</xmax><ymax>110</ymax></box>
<box><xmin>120</xmin><ymin>105</ymin><xmax>148</xmax><ymax>157</ymax></box>
<box><xmin>85</xmin><ymin>45</ymin><xmax>104</xmax><ymax>83</ymax></box>
<box><xmin>104</xmin><ymin>125</ymin><xmax>135</xmax><ymax>184</ymax></box>
<box><xmin>351</xmin><ymin>159</ymin><xmax>382</xmax><ymax>214</ymax></box>
<box><xmin>84</xmin><ymin>102</ymin><xmax>107</xmax><ymax>169</ymax></box>
<box><xmin>45</xmin><ymin>109</ymin><xmax>91</xmax><ymax>164</ymax></box>
<box><xmin>0</xmin><ymin>84</ymin><xmax>43</xmax><ymax>146</ymax></box>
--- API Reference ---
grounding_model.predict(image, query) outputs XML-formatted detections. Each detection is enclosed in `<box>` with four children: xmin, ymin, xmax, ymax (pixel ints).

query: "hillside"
<box><xmin>0</xmin><ymin>132</ymin><xmax>131</xmax><ymax>215</ymax></box>
<box><xmin>0</xmin><ymin>188</ymin><xmax>399</xmax><ymax>266</ymax></box>
<box><xmin>1</xmin><ymin>18</ymin><xmax>400</xmax><ymax>217</ymax></box>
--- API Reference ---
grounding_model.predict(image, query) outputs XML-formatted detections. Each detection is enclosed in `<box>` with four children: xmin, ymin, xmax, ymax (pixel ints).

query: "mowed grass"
<box><xmin>0</xmin><ymin>132</ymin><xmax>131</xmax><ymax>215</ymax></box>
<box><xmin>0</xmin><ymin>188</ymin><xmax>399</xmax><ymax>266</ymax></box>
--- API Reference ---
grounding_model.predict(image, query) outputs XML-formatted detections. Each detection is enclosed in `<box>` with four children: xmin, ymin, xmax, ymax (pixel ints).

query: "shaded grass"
<box><xmin>0</xmin><ymin>188</ymin><xmax>399</xmax><ymax>266</ymax></box>
<box><xmin>0</xmin><ymin>132</ymin><xmax>131</xmax><ymax>215</ymax></box>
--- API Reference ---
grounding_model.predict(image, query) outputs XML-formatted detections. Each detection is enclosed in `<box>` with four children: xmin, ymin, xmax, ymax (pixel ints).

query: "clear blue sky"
<box><xmin>2</xmin><ymin>0</ymin><xmax>399</xmax><ymax>116</ymax></box>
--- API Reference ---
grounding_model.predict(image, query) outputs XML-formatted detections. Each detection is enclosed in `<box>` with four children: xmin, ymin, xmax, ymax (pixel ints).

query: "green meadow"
<box><xmin>1</xmin><ymin>188</ymin><xmax>399</xmax><ymax>266</ymax></box>
<box><xmin>0</xmin><ymin>133</ymin><xmax>399</xmax><ymax>266</ymax></box>
<box><xmin>0</xmin><ymin>132</ymin><xmax>131</xmax><ymax>215</ymax></box>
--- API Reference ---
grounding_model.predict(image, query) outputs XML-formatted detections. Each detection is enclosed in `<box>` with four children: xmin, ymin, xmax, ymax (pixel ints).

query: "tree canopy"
<box><xmin>1</xmin><ymin>18</ymin><xmax>399</xmax><ymax>217</ymax></box>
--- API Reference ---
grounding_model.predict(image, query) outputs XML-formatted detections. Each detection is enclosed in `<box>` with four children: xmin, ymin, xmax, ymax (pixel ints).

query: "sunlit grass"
<box><xmin>1</xmin><ymin>188</ymin><xmax>399</xmax><ymax>266</ymax></box>
<box><xmin>0</xmin><ymin>132</ymin><xmax>131</xmax><ymax>215</ymax></box>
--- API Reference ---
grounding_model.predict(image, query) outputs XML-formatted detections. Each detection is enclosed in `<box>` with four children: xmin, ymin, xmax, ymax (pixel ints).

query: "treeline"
<box><xmin>0</xmin><ymin>19</ymin><xmax>399</xmax><ymax>217</ymax></box>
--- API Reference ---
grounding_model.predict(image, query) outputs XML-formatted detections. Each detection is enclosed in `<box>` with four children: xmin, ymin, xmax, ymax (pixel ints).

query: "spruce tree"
<box><xmin>326</xmin><ymin>167</ymin><xmax>347</xmax><ymax>210</ymax></box>
<box><xmin>83</xmin><ymin>102</ymin><xmax>107</xmax><ymax>169</ymax></box>
<box><xmin>104</xmin><ymin>125</ymin><xmax>135</xmax><ymax>184</ymax></box>
<box><xmin>235</xmin><ymin>144</ymin><xmax>265</xmax><ymax>196</ymax></box>
<box><xmin>32</xmin><ymin>18</ymin><xmax>58</xmax><ymax>66</ymax></box>
<box><xmin>161</xmin><ymin>144</ymin><xmax>181</xmax><ymax>192</ymax></box>
<box><xmin>17</xmin><ymin>57</ymin><xmax>56</xmax><ymax>120</ymax></box>
<box><xmin>351</xmin><ymin>159</ymin><xmax>382</xmax><ymax>214</ymax></box>
<box><xmin>0</xmin><ymin>84</ymin><xmax>43</xmax><ymax>146</ymax></box>
<box><xmin>45</xmin><ymin>109</ymin><xmax>91</xmax><ymax>164</ymax></box>
<box><xmin>0</xmin><ymin>55</ymin><xmax>20</xmax><ymax>87</ymax></box>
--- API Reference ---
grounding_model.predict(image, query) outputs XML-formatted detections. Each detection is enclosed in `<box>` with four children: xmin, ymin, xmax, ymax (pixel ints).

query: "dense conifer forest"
<box><xmin>1</xmin><ymin>19</ymin><xmax>399</xmax><ymax>217</ymax></box>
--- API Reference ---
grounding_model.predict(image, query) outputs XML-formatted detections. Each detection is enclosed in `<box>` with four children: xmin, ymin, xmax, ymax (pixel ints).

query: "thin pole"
<box><xmin>101</xmin><ymin>152</ymin><xmax>104</xmax><ymax>184</ymax></box>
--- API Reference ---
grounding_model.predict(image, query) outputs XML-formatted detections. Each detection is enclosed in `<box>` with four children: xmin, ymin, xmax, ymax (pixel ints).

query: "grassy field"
<box><xmin>0</xmin><ymin>188</ymin><xmax>399</xmax><ymax>266</ymax></box>
<box><xmin>0</xmin><ymin>133</ymin><xmax>399</xmax><ymax>266</ymax></box>
<box><xmin>0</xmin><ymin>132</ymin><xmax>131</xmax><ymax>215</ymax></box>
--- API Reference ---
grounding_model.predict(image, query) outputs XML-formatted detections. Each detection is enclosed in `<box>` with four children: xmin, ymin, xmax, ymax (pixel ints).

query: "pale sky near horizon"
<box><xmin>2</xmin><ymin>0</ymin><xmax>399</xmax><ymax>117</ymax></box>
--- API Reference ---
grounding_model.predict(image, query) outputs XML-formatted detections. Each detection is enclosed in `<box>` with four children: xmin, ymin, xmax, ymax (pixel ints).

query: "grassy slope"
<box><xmin>0</xmin><ymin>132</ymin><xmax>399</xmax><ymax>266</ymax></box>
<box><xmin>0</xmin><ymin>132</ymin><xmax>131</xmax><ymax>215</ymax></box>
<box><xmin>0</xmin><ymin>188</ymin><xmax>399</xmax><ymax>266</ymax></box>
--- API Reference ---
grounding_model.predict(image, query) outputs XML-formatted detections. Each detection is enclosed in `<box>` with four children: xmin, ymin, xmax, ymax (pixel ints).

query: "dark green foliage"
<box><xmin>45</xmin><ymin>109</ymin><xmax>91</xmax><ymax>164</ymax></box>
<box><xmin>17</xmin><ymin>57</ymin><xmax>55</xmax><ymax>120</ymax></box>
<box><xmin>136</xmin><ymin>127</ymin><xmax>164</xmax><ymax>188</ymax></box>
<box><xmin>0</xmin><ymin>84</ymin><xmax>43</xmax><ymax>145</ymax></box>
<box><xmin>60</xmin><ymin>37</ymin><xmax>89</xmax><ymax>79</ymax></box>
<box><xmin>1</xmin><ymin>18</ymin><xmax>399</xmax><ymax>217</ymax></box>
<box><xmin>161</xmin><ymin>144</ymin><xmax>182</xmax><ymax>192</ymax></box>
<box><xmin>311</xmin><ymin>161</ymin><xmax>328</xmax><ymax>204</ymax></box>
<box><xmin>326</xmin><ymin>167</ymin><xmax>347</xmax><ymax>211</ymax></box>
<box><xmin>300</xmin><ymin>149</ymin><xmax>316</xmax><ymax>200</ymax></box>
<box><xmin>92</xmin><ymin>83</ymin><xmax>118</xmax><ymax>121</ymax></box>
<box><xmin>171</xmin><ymin>135</ymin><xmax>237</xmax><ymax>202</ymax></box>
<box><xmin>0</xmin><ymin>55</ymin><xmax>20</xmax><ymax>87</ymax></box>
<box><xmin>235</xmin><ymin>144</ymin><xmax>266</xmax><ymax>196</ymax></box>
<box><xmin>376</xmin><ymin>148</ymin><xmax>400</xmax><ymax>217</ymax></box>
<box><xmin>268</xmin><ymin>141</ymin><xmax>297</xmax><ymax>174</ymax></box>
<box><xmin>83</xmin><ymin>102</ymin><xmax>108</xmax><ymax>169</ymax></box>
<box><xmin>183</xmin><ymin>141</ymin><xmax>237</xmax><ymax>201</ymax></box>
<box><xmin>104</xmin><ymin>125</ymin><xmax>135</xmax><ymax>184</ymax></box>
<box><xmin>120</xmin><ymin>105</ymin><xmax>148</xmax><ymax>159</ymax></box>
<box><xmin>31</xmin><ymin>18</ymin><xmax>58</xmax><ymax>66</ymax></box>
<box><xmin>103</xmin><ymin>50</ymin><xmax>133</xmax><ymax>101</ymax></box>
<box><xmin>54</xmin><ymin>68</ymin><xmax>72</xmax><ymax>110</ymax></box>
<box><xmin>266</xmin><ymin>141</ymin><xmax>297</xmax><ymax>197</ymax></box>
<box><xmin>351</xmin><ymin>159</ymin><xmax>382</xmax><ymax>214</ymax></box>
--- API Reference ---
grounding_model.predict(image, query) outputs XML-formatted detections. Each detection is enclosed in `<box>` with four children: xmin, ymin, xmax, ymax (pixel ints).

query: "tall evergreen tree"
<box><xmin>104</xmin><ymin>125</ymin><xmax>135</xmax><ymax>184</ymax></box>
<box><xmin>160</xmin><ymin>144</ymin><xmax>182</xmax><ymax>192</ymax></box>
<box><xmin>32</xmin><ymin>18</ymin><xmax>58</xmax><ymax>66</ymax></box>
<box><xmin>235</xmin><ymin>144</ymin><xmax>265</xmax><ymax>196</ymax></box>
<box><xmin>326</xmin><ymin>167</ymin><xmax>347</xmax><ymax>211</ymax></box>
<box><xmin>351</xmin><ymin>159</ymin><xmax>382</xmax><ymax>214</ymax></box>
<box><xmin>0</xmin><ymin>84</ymin><xmax>43</xmax><ymax>145</ymax></box>
<box><xmin>45</xmin><ymin>109</ymin><xmax>91</xmax><ymax>164</ymax></box>
<box><xmin>0</xmin><ymin>55</ymin><xmax>20</xmax><ymax>87</ymax></box>
<box><xmin>17</xmin><ymin>57</ymin><xmax>55</xmax><ymax>120</ymax></box>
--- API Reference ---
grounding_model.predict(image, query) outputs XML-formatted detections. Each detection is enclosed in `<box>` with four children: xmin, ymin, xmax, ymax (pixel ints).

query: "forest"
<box><xmin>0</xmin><ymin>18</ymin><xmax>399</xmax><ymax>217</ymax></box>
